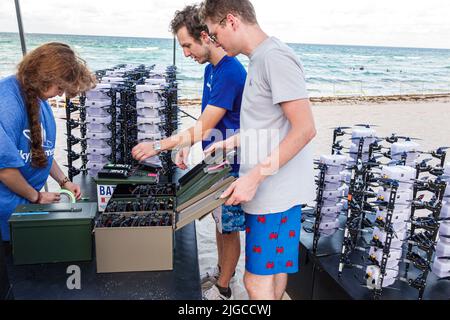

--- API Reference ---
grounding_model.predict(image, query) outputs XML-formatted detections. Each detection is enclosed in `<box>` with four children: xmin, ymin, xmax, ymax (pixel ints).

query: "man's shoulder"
<box><xmin>217</xmin><ymin>57</ymin><xmax>246</xmax><ymax>78</ymax></box>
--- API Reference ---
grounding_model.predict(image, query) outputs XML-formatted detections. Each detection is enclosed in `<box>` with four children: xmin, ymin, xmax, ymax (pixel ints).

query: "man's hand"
<box><xmin>132</xmin><ymin>142</ymin><xmax>158</xmax><ymax>162</ymax></box>
<box><xmin>175</xmin><ymin>147</ymin><xmax>191</xmax><ymax>170</ymax></box>
<box><xmin>204</xmin><ymin>135</ymin><xmax>238</xmax><ymax>157</ymax></box>
<box><xmin>220</xmin><ymin>169</ymin><xmax>264</xmax><ymax>206</ymax></box>
<box><xmin>62</xmin><ymin>181</ymin><xmax>82</xmax><ymax>200</ymax></box>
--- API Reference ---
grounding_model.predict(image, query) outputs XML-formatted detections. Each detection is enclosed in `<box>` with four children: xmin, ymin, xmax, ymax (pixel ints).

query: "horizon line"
<box><xmin>1</xmin><ymin>31</ymin><xmax>450</xmax><ymax>51</ymax></box>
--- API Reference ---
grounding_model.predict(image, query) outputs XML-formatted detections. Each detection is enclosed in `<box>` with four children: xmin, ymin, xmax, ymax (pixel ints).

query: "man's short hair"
<box><xmin>199</xmin><ymin>0</ymin><xmax>257</xmax><ymax>25</ymax></box>
<box><xmin>170</xmin><ymin>5</ymin><xmax>208</xmax><ymax>43</ymax></box>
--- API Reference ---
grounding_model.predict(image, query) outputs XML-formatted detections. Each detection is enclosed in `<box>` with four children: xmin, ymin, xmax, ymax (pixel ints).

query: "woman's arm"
<box><xmin>0</xmin><ymin>168</ymin><xmax>60</xmax><ymax>203</ymax></box>
<box><xmin>50</xmin><ymin>160</ymin><xmax>81</xmax><ymax>199</ymax></box>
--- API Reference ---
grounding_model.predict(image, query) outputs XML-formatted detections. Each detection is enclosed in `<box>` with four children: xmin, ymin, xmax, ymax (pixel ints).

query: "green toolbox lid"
<box><xmin>11</xmin><ymin>203</ymin><xmax>97</xmax><ymax>223</ymax></box>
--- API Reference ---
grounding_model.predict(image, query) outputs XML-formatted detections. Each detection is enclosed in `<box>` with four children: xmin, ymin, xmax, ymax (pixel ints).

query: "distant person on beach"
<box><xmin>0</xmin><ymin>42</ymin><xmax>96</xmax><ymax>244</ymax></box>
<box><xmin>200</xmin><ymin>0</ymin><xmax>316</xmax><ymax>300</ymax></box>
<box><xmin>132</xmin><ymin>5</ymin><xmax>247</xmax><ymax>300</ymax></box>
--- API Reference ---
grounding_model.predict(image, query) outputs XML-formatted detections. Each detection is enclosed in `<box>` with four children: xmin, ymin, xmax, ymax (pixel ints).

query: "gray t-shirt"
<box><xmin>239</xmin><ymin>37</ymin><xmax>315</xmax><ymax>214</ymax></box>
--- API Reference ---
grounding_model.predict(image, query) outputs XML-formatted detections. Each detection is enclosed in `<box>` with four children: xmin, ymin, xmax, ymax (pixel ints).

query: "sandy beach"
<box><xmin>50</xmin><ymin>95</ymin><xmax>450</xmax><ymax>300</ymax></box>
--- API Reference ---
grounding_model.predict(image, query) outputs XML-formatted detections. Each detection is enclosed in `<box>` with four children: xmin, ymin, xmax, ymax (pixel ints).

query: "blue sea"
<box><xmin>1</xmin><ymin>32</ymin><xmax>450</xmax><ymax>99</ymax></box>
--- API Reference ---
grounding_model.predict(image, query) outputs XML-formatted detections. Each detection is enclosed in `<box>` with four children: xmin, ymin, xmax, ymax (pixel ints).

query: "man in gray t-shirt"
<box><xmin>202</xmin><ymin>0</ymin><xmax>316</xmax><ymax>300</ymax></box>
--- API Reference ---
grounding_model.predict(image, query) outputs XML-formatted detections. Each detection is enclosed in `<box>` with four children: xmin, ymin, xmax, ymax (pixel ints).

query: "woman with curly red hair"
<box><xmin>0</xmin><ymin>42</ymin><xmax>96</xmax><ymax>242</ymax></box>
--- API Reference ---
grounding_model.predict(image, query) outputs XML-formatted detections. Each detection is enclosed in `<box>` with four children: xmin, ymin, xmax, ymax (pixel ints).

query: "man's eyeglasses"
<box><xmin>208</xmin><ymin>16</ymin><xmax>227</xmax><ymax>44</ymax></box>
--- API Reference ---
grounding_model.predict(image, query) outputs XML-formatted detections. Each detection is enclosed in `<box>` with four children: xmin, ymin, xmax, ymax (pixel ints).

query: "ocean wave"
<box><xmin>127</xmin><ymin>47</ymin><xmax>159</xmax><ymax>52</ymax></box>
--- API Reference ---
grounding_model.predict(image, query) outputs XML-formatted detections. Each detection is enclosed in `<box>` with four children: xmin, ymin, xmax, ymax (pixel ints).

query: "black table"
<box><xmin>287</xmin><ymin>209</ymin><xmax>450</xmax><ymax>300</ymax></box>
<box><xmin>5</xmin><ymin>175</ymin><xmax>202</xmax><ymax>300</ymax></box>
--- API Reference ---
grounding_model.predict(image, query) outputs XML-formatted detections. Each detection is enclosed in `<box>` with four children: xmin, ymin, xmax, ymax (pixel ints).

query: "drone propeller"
<box><xmin>354</xmin><ymin>124</ymin><xmax>379</xmax><ymax>128</ymax></box>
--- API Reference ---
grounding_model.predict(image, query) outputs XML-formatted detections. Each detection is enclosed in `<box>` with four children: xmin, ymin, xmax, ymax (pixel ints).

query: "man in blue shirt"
<box><xmin>132</xmin><ymin>5</ymin><xmax>247</xmax><ymax>300</ymax></box>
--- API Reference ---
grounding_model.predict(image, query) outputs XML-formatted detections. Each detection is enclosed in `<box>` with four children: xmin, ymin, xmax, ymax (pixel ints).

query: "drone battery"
<box><xmin>435</xmin><ymin>241</ymin><xmax>450</xmax><ymax>258</ymax></box>
<box><xmin>136</xmin><ymin>85</ymin><xmax>163</xmax><ymax>102</ymax></box>
<box><xmin>98</xmin><ymin>169</ymin><xmax>129</xmax><ymax>179</ymax></box>
<box><xmin>85</xmin><ymin>83</ymin><xmax>112</xmax><ymax>100</ymax></box>
<box><xmin>138</xmin><ymin>123</ymin><xmax>162</xmax><ymax>134</ymax></box>
<box><xmin>432</xmin><ymin>258</ymin><xmax>450</xmax><ymax>278</ymax></box>
<box><xmin>9</xmin><ymin>203</ymin><xmax>97</xmax><ymax>265</ymax></box>
<box><xmin>321</xmin><ymin>213</ymin><xmax>340</xmax><ymax>223</ymax></box>
<box><xmin>103</xmin><ymin>164</ymin><xmax>133</xmax><ymax>171</ymax></box>
<box><xmin>101</xmin><ymin>76</ymin><xmax>125</xmax><ymax>86</ymax></box>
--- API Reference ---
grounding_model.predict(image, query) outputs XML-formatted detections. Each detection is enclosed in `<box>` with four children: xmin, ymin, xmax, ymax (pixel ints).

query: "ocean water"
<box><xmin>1</xmin><ymin>32</ymin><xmax>450</xmax><ymax>98</ymax></box>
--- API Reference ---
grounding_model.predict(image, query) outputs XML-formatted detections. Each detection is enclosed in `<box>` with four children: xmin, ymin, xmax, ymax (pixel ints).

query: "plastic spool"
<box><xmin>59</xmin><ymin>189</ymin><xmax>76</xmax><ymax>204</ymax></box>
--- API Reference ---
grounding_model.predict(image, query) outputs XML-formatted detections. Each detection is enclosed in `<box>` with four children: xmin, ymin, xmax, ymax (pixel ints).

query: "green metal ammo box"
<box><xmin>9</xmin><ymin>202</ymin><xmax>97</xmax><ymax>265</ymax></box>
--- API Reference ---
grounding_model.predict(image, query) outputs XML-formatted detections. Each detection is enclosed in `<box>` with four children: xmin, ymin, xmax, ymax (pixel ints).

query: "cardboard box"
<box><xmin>94</xmin><ymin>152</ymin><xmax>235</xmax><ymax>273</ymax></box>
<box><xmin>9</xmin><ymin>202</ymin><xmax>97</xmax><ymax>265</ymax></box>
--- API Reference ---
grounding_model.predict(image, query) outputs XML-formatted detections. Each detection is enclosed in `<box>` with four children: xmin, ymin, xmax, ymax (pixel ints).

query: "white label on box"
<box><xmin>97</xmin><ymin>184</ymin><xmax>117</xmax><ymax>212</ymax></box>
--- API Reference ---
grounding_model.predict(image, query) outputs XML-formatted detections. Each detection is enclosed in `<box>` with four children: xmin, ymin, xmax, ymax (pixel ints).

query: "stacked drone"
<box><xmin>432</xmin><ymin>162</ymin><xmax>450</xmax><ymax>279</ymax></box>
<box><xmin>307</xmin><ymin>124</ymin><xmax>449</xmax><ymax>299</ymax></box>
<box><xmin>66</xmin><ymin>64</ymin><xmax>179</xmax><ymax>180</ymax></box>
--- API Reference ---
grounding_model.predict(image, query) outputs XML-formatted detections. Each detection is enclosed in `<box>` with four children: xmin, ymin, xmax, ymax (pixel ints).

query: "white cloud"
<box><xmin>1</xmin><ymin>0</ymin><xmax>449</xmax><ymax>48</ymax></box>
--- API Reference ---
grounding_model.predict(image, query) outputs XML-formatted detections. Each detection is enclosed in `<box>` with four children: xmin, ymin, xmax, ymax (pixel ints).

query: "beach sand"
<box><xmin>50</xmin><ymin>96</ymin><xmax>450</xmax><ymax>300</ymax></box>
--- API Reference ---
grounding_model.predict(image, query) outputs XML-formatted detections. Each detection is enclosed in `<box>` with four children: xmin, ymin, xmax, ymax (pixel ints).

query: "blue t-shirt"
<box><xmin>0</xmin><ymin>75</ymin><xmax>56</xmax><ymax>241</ymax></box>
<box><xmin>201</xmin><ymin>55</ymin><xmax>247</xmax><ymax>173</ymax></box>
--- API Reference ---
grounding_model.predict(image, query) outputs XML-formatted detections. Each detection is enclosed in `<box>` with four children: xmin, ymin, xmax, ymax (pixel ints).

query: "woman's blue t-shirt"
<box><xmin>0</xmin><ymin>75</ymin><xmax>56</xmax><ymax>241</ymax></box>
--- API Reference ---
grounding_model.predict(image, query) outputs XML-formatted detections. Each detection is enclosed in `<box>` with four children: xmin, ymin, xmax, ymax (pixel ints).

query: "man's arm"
<box><xmin>132</xmin><ymin>105</ymin><xmax>226</xmax><ymax>161</ymax></box>
<box><xmin>222</xmin><ymin>99</ymin><xmax>316</xmax><ymax>205</ymax></box>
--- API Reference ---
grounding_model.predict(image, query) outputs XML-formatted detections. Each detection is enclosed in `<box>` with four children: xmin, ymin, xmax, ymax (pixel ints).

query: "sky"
<box><xmin>1</xmin><ymin>0</ymin><xmax>450</xmax><ymax>49</ymax></box>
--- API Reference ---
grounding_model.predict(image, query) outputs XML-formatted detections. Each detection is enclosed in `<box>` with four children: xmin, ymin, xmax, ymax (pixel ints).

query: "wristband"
<box><xmin>33</xmin><ymin>191</ymin><xmax>42</xmax><ymax>204</ymax></box>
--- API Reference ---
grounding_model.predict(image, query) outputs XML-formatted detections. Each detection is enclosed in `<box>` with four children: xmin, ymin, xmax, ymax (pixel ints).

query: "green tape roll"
<box><xmin>60</xmin><ymin>189</ymin><xmax>76</xmax><ymax>203</ymax></box>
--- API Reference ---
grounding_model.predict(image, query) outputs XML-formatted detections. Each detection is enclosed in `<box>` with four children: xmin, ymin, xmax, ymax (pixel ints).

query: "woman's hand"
<box><xmin>175</xmin><ymin>147</ymin><xmax>191</xmax><ymax>170</ymax></box>
<box><xmin>38</xmin><ymin>192</ymin><xmax>61</xmax><ymax>204</ymax></box>
<box><xmin>62</xmin><ymin>181</ymin><xmax>82</xmax><ymax>200</ymax></box>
